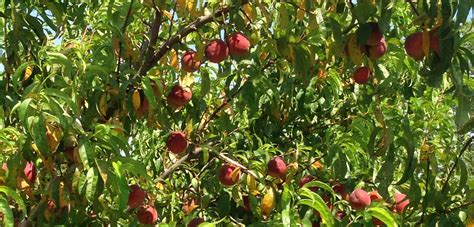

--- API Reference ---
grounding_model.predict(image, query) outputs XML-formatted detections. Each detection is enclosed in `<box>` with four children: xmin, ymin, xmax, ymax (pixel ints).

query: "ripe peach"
<box><xmin>394</xmin><ymin>192</ymin><xmax>409</xmax><ymax>213</ymax></box>
<box><xmin>369</xmin><ymin>190</ymin><xmax>383</xmax><ymax>202</ymax></box>
<box><xmin>267</xmin><ymin>156</ymin><xmax>287</xmax><ymax>179</ymax></box>
<box><xmin>181</xmin><ymin>51</ymin><xmax>201</xmax><ymax>72</ymax></box>
<box><xmin>373</xmin><ymin>217</ymin><xmax>384</xmax><ymax>226</ymax></box>
<box><xmin>405</xmin><ymin>32</ymin><xmax>425</xmax><ymax>60</ymax></box>
<box><xmin>167</xmin><ymin>85</ymin><xmax>192</xmax><ymax>109</ymax></box>
<box><xmin>24</xmin><ymin>161</ymin><xmax>37</xmax><ymax>184</ymax></box>
<box><xmin>205</xmin><ymin>39</ymin><xmax>229</xmax><ymax>63</ymax></box>
<box><xmin>128</xmin><ymin>184</ymin><xmax>146</xmax><ymax>208</ymax></box>
<box><xmin>227</xmin><ymin>32</ymin><xmax>251</xmax><ymax>57</ymax></box>
<box><xmin>368</xmin><ymin>39</ymin><xmax>387</xmax><ymax>60</ymax></box>
<box><xmin>365</xmin><ymin>22</ymin><xmax>384</xmax><ymax>46</ymax></box>
<box><xmin>136</xmin><ymin>206</ymin><xmax>158</xmax><ymax>225</ymax></box>
<box><xmin>188</xmin><ymin>217</ymin><xmax>204</xmax><ymax>227</ymax></box>
<box><xmin>349</xmin><ymin>189</ymin><xmax>371</xmax><ymax>210</ymax></box>
<box><xmin>353</xmin><ymin>67</ymin><xmax>371</xmax><ymax>84</ymax></box>
<box><xmin>166</xmin><ymin>131</ymin><xmax>188</xmax><ymax>154</ymax></box>
<box><xmin>218</xmin><ymin>164</ymin><xmax>240</xmax><ymax>186</ymax></box>
<box><xmin>429</xmin><ymin>29</ymin><xmax>440</xmax><ymax>54</ymax></box>
<box><xmin>299</xmin><ymin>175</ymin><xmax>318</xmax><ymax>191</ymax></box>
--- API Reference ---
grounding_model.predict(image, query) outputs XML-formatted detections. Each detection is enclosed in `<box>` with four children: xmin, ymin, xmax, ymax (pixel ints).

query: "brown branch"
<box><xmin>159</xmin><ymin>153</ymin><xmax>190</xmax><ymax>180</ymax></box>
<box><xmin>139</xmin><ymin>9</ymin><xmax>163</xmax><ymax>73</ymax></box>
<box><xmin>406</xmin><ymin>0</ymin><xmax>420</xmax><ymax>16</ymax></box>
<box><xmin>216</xmin><ymin>152</ymin><xmax>261</xmax><ymax>183</ymax></box>
<box><xmin>442</xmin><ymin>136</ymin><xmax>473</xmax><ymax>193</ymax></box>
<box><xmin>137</xmin><ymin>6</ymin><xmax>231</xmax><ymax>76</ymax></box>
<box><xmin>116</xmin><ymin>0</ymin><xmax>135</xmax><ymax>76</ymax></box>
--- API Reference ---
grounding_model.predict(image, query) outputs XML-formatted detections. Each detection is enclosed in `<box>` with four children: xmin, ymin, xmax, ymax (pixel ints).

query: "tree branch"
<box><xmin>442</xmin><ymin>136</ymin><xmax>473</xmax><ymax>193</ymax></box>
<box><xmin>406</xmin><ymin>0</ymin><xmax>420</xmax><ymax>16</ymax></box>
<box><xmin>216</xmin><ymin>152</ymin><xmax>261</xmax><ymax>183</ymax></box>
<box><xmin>137</xmin><ymin>6</ymin><xmax>231</xmax><ymax>76</ymax></box>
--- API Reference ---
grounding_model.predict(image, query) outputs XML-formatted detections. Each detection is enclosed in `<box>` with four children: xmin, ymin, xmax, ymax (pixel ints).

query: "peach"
<box><xmin>349</xmin><ymin>189</ymin><xmax>371</xmax><ymax>210</ymax></box>
<box><xmin>167</xmin><ymin>85</ymin><xmax>192</xmax><ymax>109</ymax></box>
<box><xmin>405</xmin><ymin>32</ymin><xmax>425</xmax><ymax>60</ymax></box>
<box><xmin>136</xmin><ymin>206</ymin><xmax>158</xmax><ymax>225</ymax></box>
<box><xmin>353</xmin><ymin>67</ymin><xmax>371</xmax><ymax>84</ymax></box>
<box><xmin>369</xmin><ymin>190</ymin><xmax>383</xmax><ymax>202</ymax></box>
<box><xmin>368</xmin><ymin>39</ymin><xmax>387</xmax><ymax>60</ymax></box>
<box><xmin>128</xmin><ymin>184</ymin><xmax>146</xmax><ymax>208</ymax></box>
<box><xmin>188</xmin><ymin>217</ymin><xmax>204</xmax><ymax>227</ymax></box>
<box><xmin>218</xmin><ymin>164</ymin><xmax>240</xmax><ymax>186</ymax></box>
<box><xmin>242</xmin><ymin>195</ymin><xmax>251</xmax><ymax>212</ymax></box>
<box><xmin>227</xmin><ymin>32</ymin><xmax>251</xmax><ymax>57</ymax></box>
<box><xmin>299</xmin><ymin>175</ymin><xmax>318</xmax><ymax>191</ymax></box>
<box><xmin>166</xmin><ymin>131</ymin><xmax>188</xmax><ymax>154</ymax></box>
<box><xmin>24</xmin><ymin>161</ymin><xmax>37</xmax><ymax>184</ymax></box>
<box><xmin>267</xmin><ymin>156</ymin><xmax>287</xmax><ymax>179</ymax></box>
<box><xmin>181</xmin><ymin>51</ymin><xmax>201</xmax><ymax>72</ymax></box>
<box><xmin>205</xmin><ymin>39</ymin><xmax>229</xmax><ymax>63</ymax></box>
<box><xmin>394</xmin><ymin>192</ymin><xmax>409</xmax><ymax>213</ymax></box>
<box><xmin>365</xmin><ymin>22</ymin><xmax>384</xmax><ymax>46</ymax></box>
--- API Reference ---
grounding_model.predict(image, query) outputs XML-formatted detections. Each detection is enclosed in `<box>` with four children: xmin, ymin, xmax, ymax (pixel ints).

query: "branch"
<box><xmin>137</xmin><ymin>5</ymin><xmax>231</xmax><ymax>76</ymax></box>
<box><xmin>216</xmin><ymin>152</ymin><xmax>262</xmax><ymax>183</ymax></box>
<box><xmin>441</xmin><ymin>136</ymin><xmax>473</xmax><ymax>193</ymax></box>
<box><xmin>139</xmin><ymin>9</ymin><xmax>163</xmax><ymax>73</ymax></box>
<box><xmin>406</xmin><ymin>0</ymin><xmax>420</xmax><ymax>16</ymax></box>
<box><xmin>159</xmin><ymin>153</ymin><xmax>190</xmax><ymax>180</ymax></box>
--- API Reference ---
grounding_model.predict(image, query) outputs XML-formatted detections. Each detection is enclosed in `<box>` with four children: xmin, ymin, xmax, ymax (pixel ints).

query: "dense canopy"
<box><xmin>0</xmin><ymin>0</ymin><xmax>473</xmax><ymax>226</ymax></box>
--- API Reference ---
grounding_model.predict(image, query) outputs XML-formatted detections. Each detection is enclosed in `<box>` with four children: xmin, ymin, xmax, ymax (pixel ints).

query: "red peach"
<box><xmin>166</xmin><ymin>131</ymin><xmax>188</xmax><ymax>154</ymax></box>
<box><xmin>128</xmin><ymin>184</ymin><xmax>147</xmax><ymax>208</ymax></box>
<box><xmin>188</xmin><ymin>217</ymin><xmax>204</xmax><ymax>227</ymax></box>
<box><xmin>368</xmin><ymin>39</ymin><xmax>387</xmax><ymax>60</ymax></box>
<box><xmin>205</xmin><ymin>39</ymin><xmax>229</xmax><ymax>63</ymax></box>
<box><xmin>394</xmin><ymin>192</ymin><xmax>409</xmax><ymax>213</ymax></box>
<box><xmin>267</xmin><ymin>156</ymin><xmax>287</xmax><ymax>179</ymax></box>
<box><xmin>349</xmin><ymin>189</ymin><xmax>371</xmax><ymax>210</ymax></box>
<box><xmin>136</xmin><ymin>206</ymin><xmax>158</xmax><ymax>225</ymax></box>
<box><xmin>181</xmin><ymin>51</ymin><xmax>201</xmax><ymax>72</ymax></box>
<box><xmin>299</xmin><ymin>175</ymin><xmax>318</xmax><ymax>191</ymax></box>
<box><xmin>365</xmin><ymin>22</ymin><xmax>384</xmax><ymax>46</ymax></box>
<box><xmin>353</xmin><ymin>67</ymin><xmax>371</xmax><ymax>84</ymax></box>
<box><xmin>24</xmin><ymin>161</ymin><xmax>37</xmax><ymax>184</ymax></box>
<box><xmin>167</xmin><ymin>85</ymin><xmax>192</xmax><ymax>109</ymax></box>
<box><xmin>405</xmin><ymin>32</ymin><xmax>425</xmax><ymax>60</ymax></box>
<box><xmin>227</xmin><ymin>32</ymin><xmax>251</xmax><ymax>57</ymax></box>
<box><xmin>218</xmin><ymin>164</ymin><xmax>240</xmax><ymax>186</ymax></box>
<box><xmin>369</xmin><ymin>190</ymin><xmax>383</xmax><ymax>202</ymax></box>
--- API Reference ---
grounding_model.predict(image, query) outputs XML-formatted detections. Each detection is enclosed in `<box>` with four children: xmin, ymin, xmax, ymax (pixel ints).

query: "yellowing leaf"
<box><xmin>179</xmin><ymin>73</ymin><xmax>194</xmax><ymax>87</ymax></box>
<box><xmin>46</xmin><ymin>123</ymin><xmax>62</xmax><ymax>152</ymax></box>
<box><xmin>243</xmin><ymin>3</ymin><xmax>256</xmax><ymax>22</ymax></box>
<box><xmin>98</xmin><ymin>93</ymin><xmax>108</xmax><ymax>118</ymax></box>
<box><xmin>176</xmin><ymin>0</ymin><xmax>187</xmax><ymax>13</ymax></box>
<box><xmin>132</xmin><ymin>89</ymin><xmax>141</xmax><ymax>111</ymax></box>
<box><xmin>348</xmin><ymin>34</ymin><xmax>363</xmax><ymax>65</ymax></box>
<box><xmin>170</xmin><ymin>49</ymin><xmax>179</xmax><ymax>69</ymax></box>
<box><xmin>247</xmin><ymin>174</ymin><xmax>259</xmax><ymax>195</ymax></box>
<box><xmin>296</xmin><ymin>0</ymin><xmax>305</xmax><ymax>21</ymax></box>
<box><xmin>156</xmin><ymin>181</ymin><xmax>164</xmax><ymax>190</ymax></box>
<box><xmin>312</xmin><ymin>161</ymin><xmax>324</xmax><ymax>170</ymax></box>
<box><xmin>231</xmin><ymin>167</ymin><xmax>241</xmax><ymax>182</ymax></box>
<box><xmin>261</xmin><ymin>187</ymin><xmax>275</xmax><ymax>217</ymax></box>
<box><xmin>23</xmin><ymin>66</ymin><xmax>33</xmax><ymax>81</ymax></box>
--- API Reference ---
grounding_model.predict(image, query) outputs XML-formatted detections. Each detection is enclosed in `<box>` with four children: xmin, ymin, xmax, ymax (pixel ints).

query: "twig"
<box><xmin>406</xmin><ymin>0</ymin><xmax>420</xmax><ymax>16</ymax></box>
<box><xmin>159</xmin><ymin>154</ymin><xmax>190</xmax><ymax>180</ymax></box>
<box><xmin>167</xmin><ymin>1</ymin><xmax>177</xmax><ymax>41</ymax></box>
<box><xmin>140</xmin><ymin>9</ymin><xmax>163</xmax><ymax>74</ymax></box>
<box><xmin>441</xmin><ymin>136</ymin><xmax>473</xmax><ymax>193</ymax></box>
<box><xmin>137</xmin><ymin>5</ymin><xmax>232</xmax><ymax>77</ymax></box>
<box><xmin>216</xmin><ymin>152</ymin><xmax>261</xmax><ymax>183</ymax></box>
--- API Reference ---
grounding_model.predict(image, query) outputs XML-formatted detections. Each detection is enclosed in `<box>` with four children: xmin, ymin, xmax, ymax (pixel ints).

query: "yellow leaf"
<box><xmin>243</xmin><ymin>3</ymin><xmax>256</xmax><ymax>22</ymax></box>
<box><xmin>23</xmin><ymin>66</ymin><xmax>33</xmax><ymax>81</ymax></box>
<box><xmin>180</xmin><ymin>73</ymin><xmax>194</xmax><ymax>87</ymax></box>
<box><xmin>156</xmin><ymin>181</ymin><xmax>164</xmax><ymax>190</ymax></box>
<box><xmin>98</xmin><ymin>93</ymin><xmax>108</xmax><ymax>118</ymax></box>
<box><xmin>348</xmin><ymin>34</ymin><xmax>363</xmax><ymax>65</ymax></box>
<box><xmin>261</xmin><ymin>187</ymin><xmax>275</xmax><ymax>217</ymax></box>
<box><xmin>132</xmin><ymin>89</ymin><xmax>141</xmax><ymax>111</ymax></box>
<box><xmin>46</xmin><ymin>123</ymin><xmax>62</xmax><ymax>152</ymax></box>
<box><xmin>187</xmin><ymin>0</ymin><xmax>197</xmax><ymax>18</ymax></box>
<box><xmin>176</xmin><ymin>0</ymin><xmax>186</xmax><ymax>13</ymax></box>
<box><xmin>296</xmin><ymin>0</ymin><xmax>305</xmax><ymax>21</ymax></box>
<box><xmin>422</xmin><ymin>29</ymin><xmax>430</xmax><ymax>58</ymax></box>
<box><xmin>247</xmin><ymin>174</ymin><xmax>259</xmax><ymax>195</ymax></box>
<box><xmin>170</xmin><ymin>49</ymin><xmax>179</xmax><ymax>69</ymax></box>
<box><xmin>311</xmin><ymin>160</ymin><xmax>324</xmax><ymax>170</ymax></box>
<box><xmin>231</xmin><ymin>167</ymin><xmax>241</xmax><ymax>182</ymax></box>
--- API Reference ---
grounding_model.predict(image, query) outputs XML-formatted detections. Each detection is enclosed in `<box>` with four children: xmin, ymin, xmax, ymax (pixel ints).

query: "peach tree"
<box><xmin>0</xmin><ymin>0</ymin><xmax>473</xmax><ymax>226</ymax></box>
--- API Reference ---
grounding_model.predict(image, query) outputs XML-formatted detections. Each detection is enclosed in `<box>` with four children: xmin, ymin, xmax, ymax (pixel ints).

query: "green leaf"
<box><xmin>0</xmin><ymin>186</ymin><xmax>27</xmax><ymax>218</ymax></box>
<box><xmin>367</xmin><ymin>206</ymin><xmax>398</xmax><ymax>227</ymax></box>
<box><xmin>0</xmin><ymin>196</ymin><xmax>14</xmax><ymax>227</ymax></box>
<box><xmin>298</xmin><ymin>188</ymin><xmax>334</xmax><ymax>226</ymax></box>
<box><xmin>85</xmin><ymin>167</ymin><xmax>99</xmax><ymax>203</ymax></box>
<box><xmin>281</xmin><ymin>185</ymin><xmax>292</xmax><ymax>226</ymax></box>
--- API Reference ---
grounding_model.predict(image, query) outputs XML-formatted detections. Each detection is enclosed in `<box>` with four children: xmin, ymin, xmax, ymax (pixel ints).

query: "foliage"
<box><xmin>0</xmin><ymin>0</ymin><xmax>473</xmax><ymax>226</ymax></box>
